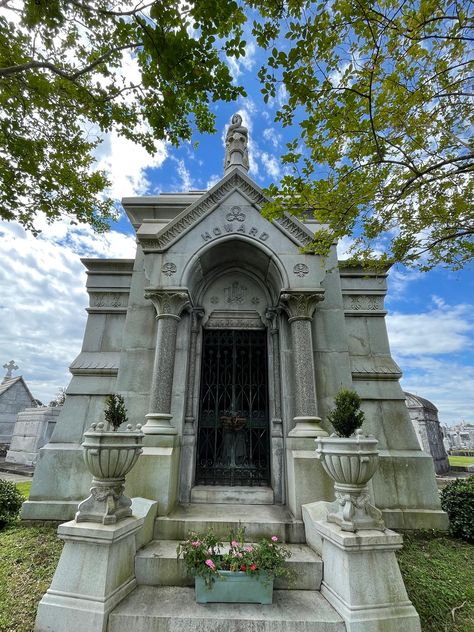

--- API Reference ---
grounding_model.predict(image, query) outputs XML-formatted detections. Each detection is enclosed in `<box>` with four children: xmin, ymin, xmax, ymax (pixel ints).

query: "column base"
<box><xmin>142</xmin><ymin>413</ymin><xmax>177</xmax><ymax>435</ymax></box>
<box><xmin>289</xmin><ymin>416</ymin><xmax>328</xmax><ymax>437</ymax></box>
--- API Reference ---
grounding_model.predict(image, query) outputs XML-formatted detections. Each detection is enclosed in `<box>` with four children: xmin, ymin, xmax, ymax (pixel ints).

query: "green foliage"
<box><xmin>177</xmin><ymin>528</ymin><xmax>293</xmax><ymax>588</ymax></box>
<box><xmin>0</xmin><ymin>524</ymin><xmax>63</xmax><ymax>632</ymax></box>
<box><xmin>104</xmin><ymin>393</ymin><xmax>128</xmax><ymax>431</ymax></box>
<box><xmin>257</xmin><ymin>0</ymin><xmax>474</xmax><ymax>271</ymax></box>
<box><xmin>440</xmin><ymin>476</ymin><xmax>474</xmax><ymax>542</ymax></box>
<box><xmin>0</xmin><ymin>479</ymin><xmax>24</xmax><ymax>529</ymax></box>
<box><xmin>0</xmin><ymin>1</ymin><xmax>246</xmax><ymax>232</ymax></box>
<box><xmin>326</xmin><ymin>388</ymin><xmax>365</xmax><ymax>437</ymax></box>
<box><xmin>397</xmin><ymin>531</ymin><xmax>474</xmax><ymax>631</ymax></box>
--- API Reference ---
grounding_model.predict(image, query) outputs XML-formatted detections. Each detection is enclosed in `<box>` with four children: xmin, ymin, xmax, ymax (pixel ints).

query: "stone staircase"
<box><xmin>108</xmin><ymin>502</ymin><xmax>347</xmax><ymax>632</ymax></box>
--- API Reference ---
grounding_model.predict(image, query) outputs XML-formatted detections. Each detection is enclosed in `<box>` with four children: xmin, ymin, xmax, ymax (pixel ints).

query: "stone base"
<box><xmin>76</xmin><ymin>482</ymin><xmax>132</xmax><ymax>525</ymax></box>
<box><xmin>313</xmin><ymin>519</ymin><xmax>421</xmax><ymax>632</ymax></box>
<box><xmin>35</xmin><ymin>516</ymin><xmax>143</xmax><ymax>632</ymax></box>
<box><xmin>286</xmin><ymin>437</ymin><xmax>334</xmax><ymax>519</ymax></box>
<box><xmin>125</xmin><ymin>435</ymin><xmax>180</xmax><ymax>515</ymax></box>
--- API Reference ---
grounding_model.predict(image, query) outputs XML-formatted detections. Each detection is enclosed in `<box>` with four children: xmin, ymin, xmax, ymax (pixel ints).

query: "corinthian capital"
<box><xmin>144</xmin><ymin>288</ymin><xmax>191</xmax><ymax>319</ymax></box>
<box><xmin>278</xmin><ymin>289</ymin><xmax>324</xmax><ymax>322</ymax></box>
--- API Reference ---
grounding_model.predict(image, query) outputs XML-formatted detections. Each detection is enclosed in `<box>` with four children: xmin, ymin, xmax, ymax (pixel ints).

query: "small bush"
<box><xmin>104</xmin><ymin>394</ymin><xmax>128</xmax><ymax>431</ymax></box>
<box><xmin>440</xmin><ymin>476</ymin><xmax>474</xmax><ymax>542</ymax></box>
<box><xmin>0</xmin><ymin>479</ymin><xmax>24</xmax><ymax>529</ymax></box>
<box><xmin>327</xmin><ymin>388</ymin><xmax>365</xmax><ymax>437</ymax></box>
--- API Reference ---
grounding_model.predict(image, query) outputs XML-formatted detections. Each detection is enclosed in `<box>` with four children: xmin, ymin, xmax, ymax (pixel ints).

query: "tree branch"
<box><xmin>0</xmin><ymin>43</ymin><xmax>138</xmax><ymax>80</ymax></box>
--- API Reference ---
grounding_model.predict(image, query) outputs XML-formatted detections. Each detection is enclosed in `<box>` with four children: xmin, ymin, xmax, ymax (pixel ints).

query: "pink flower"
<box><xmin>191</xmin><ymin>541</ymin><xmax>201</xmax><ymax>548</ymax></box>
<box><xmin>236</xmin><ymin>552</ymin><xmax>243</xmax><ymax>558</ymax></box>
<box><xmin>231</xmin><ymin>540</ymin><xmax>239</xmax><ymax>548</ymax></box>
<box><xmin>205</xmin><ymin>559</ymin><xmax>216</xmax><ymax>570</ymax></box>
<box><xmin>244</xmin><ymin>545</ymin><xmax>254</xmax><ymax>553</ymax></box>
<box><xmin>271</xmin><ymin>536</ymin><xmax>278</xmax><ymax>542</ymax></box>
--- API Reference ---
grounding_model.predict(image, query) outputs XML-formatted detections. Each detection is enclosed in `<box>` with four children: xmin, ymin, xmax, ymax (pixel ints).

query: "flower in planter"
<box><xmin>177</xmin><ymin>528</ymin><xmax>294</xmax><ymax>588</ymax></box>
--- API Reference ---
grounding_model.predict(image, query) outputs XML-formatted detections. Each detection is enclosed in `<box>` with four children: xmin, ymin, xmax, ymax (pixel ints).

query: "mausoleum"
<box><xmin>30</xmin><ymin>114</ymin><xmax>452</xmax><ymax>632</ymax></box>
<box><xmin>24</xmin><ymin>115</ymin><xmax>446</xmax><ymax>531</ymax></box>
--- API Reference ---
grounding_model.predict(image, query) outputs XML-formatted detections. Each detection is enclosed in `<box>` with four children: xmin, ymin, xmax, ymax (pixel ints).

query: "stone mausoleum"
<box><xmin>24</xmin><ymin>115</ymin><xmax>446</xmax><ymax>532</ymax></box>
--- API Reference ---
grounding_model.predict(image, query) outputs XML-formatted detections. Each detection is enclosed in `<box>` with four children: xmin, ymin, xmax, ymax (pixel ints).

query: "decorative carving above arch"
<box><xmin>205</xmin><ymin>310</ymin><xmax>265</xmax><ymax>330</ymax></box>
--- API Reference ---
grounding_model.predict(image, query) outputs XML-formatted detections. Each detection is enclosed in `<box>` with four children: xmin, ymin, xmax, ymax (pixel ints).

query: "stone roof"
<box><xmin>404</xmin><ymin>391</ymin><xmax>438</xmax><ymax>412</ymax></box>
<box><xmin>0</xmin><ymin>376</ymin><xmax>36</xmax><ymax>402</ymax></box>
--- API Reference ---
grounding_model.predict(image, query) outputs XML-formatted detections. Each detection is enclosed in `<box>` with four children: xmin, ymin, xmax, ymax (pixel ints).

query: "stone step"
<box><xmin>135</xmin><ymin>540</ymin><xmax>322</xmax><ymax>590</ymax></box>
<box><xmin>154</xmin><ymin>503</ymin><xmax>306</xmax><ymax>543</ymax></box>
<box><xmin>190</xmin><ymin>485</ymin><xmax>274</xmax><ymax>504</ymax></box>
<box><xmin>108</xmin><ymin>586</ymin><xmax>345</xmax><ymax>632</ymax></box>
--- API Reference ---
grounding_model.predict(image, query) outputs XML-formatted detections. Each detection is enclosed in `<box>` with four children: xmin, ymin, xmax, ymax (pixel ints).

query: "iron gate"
<box><xmin>195</xmin><ymin>329</ymin><xmax>270</xmax><ymax>486</ymax></box>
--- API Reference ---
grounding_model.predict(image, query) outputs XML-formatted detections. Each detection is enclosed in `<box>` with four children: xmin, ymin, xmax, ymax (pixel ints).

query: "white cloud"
<box><xmin>260</xmin><ymin>152</ymin><xmax>281</xmax><ymax>180</ymax></box>
<box><xmin>386</xmin><ymin>297</ymin><xmax>474</xmax><ymax>424</ymax></box>
<box><xmin>262</xmin><ymin>127</ymin><xmax>282</xmax><ymax>149</ymax></box>
<box><xmin>387</xmin><ymin>298</ymin><xmax>474</xmax><ymax>356</ymax></box>
<box><xmin>0</xmin><ymin>219</ymin><xmax>136</xmax><ymax>404</ymax></box>
<box><xmin>96</xmin><ymin>130</ymin><xmax>167</xmax><ymax>200</ymax></box>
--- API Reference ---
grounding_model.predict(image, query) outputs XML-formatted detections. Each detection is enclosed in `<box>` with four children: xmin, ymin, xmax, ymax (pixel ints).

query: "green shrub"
<box><xmin>440</xmin><ymin>476</ymin><xmax>474</xmax><ymax>542</ymax></box>
<box><xmin>327</xmin><ymin>388</ymin><xmax>365</xmax><ymax>437</ymax></box>
<box><xmin>104</xmin><ymin>394</ymin><xmax>128</xmax><ymax>431</ymax></box>
<box><xmin>0</xmin><ymin>479</ymin><xmax>24</xmax><ymax>529</ymax></box>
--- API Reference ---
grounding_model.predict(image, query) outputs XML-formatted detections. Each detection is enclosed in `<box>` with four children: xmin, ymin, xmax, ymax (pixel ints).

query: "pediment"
<box><xmin>137</xmin><ymin>168</ymin><xmax>314</xmax><ymax>252</ymax></box>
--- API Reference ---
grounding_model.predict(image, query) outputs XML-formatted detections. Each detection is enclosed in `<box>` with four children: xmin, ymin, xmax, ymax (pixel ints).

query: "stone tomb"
<box><xmin>0</xmin><ymin>362</ymin><xmax>37</xmax><ymax>449</ymax></box>
<box><xmin>24</xmin><ymin>119</ymin><xmax>447</xmax><ymax>533</ymax></box>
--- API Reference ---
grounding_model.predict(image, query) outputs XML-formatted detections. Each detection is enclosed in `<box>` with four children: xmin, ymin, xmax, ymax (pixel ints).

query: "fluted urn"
<box><xmin>316</xmin><ymin>430</ymin><xmax>385</xmax><ymax>532</ymax></box>
<box><xmin>76</xmin><ymin>422</ymin><xmax>143</xmax><ymax>525</ymax></box>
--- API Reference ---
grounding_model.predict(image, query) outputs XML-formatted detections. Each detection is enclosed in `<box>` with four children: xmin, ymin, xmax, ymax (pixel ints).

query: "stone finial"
<box><xmin>3</xmin><ymin>360</ymin><xmax>18</xmax><ymax>380</ymax></box>
<box><xmin>224</xmin><ymin>113</ymin><xmax>249</xmax><ymax>174</ymax></box>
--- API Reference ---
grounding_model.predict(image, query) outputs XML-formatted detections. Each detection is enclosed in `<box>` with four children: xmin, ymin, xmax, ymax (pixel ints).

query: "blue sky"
<box><xmin>0</xmin><ymin>45</ymin><xmax>473</xmax><ymax>425</ymax></box>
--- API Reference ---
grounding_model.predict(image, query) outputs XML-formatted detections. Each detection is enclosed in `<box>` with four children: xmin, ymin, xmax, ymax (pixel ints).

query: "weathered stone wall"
<box><xmin>0</xmin><ymin>379</ymin><xmax>36</xmax><ymax>444</ymax></box>
<box><xmin>6</xmin><ymin>406</ymin><xmax>61</xmax><ymax>466</ymax></box>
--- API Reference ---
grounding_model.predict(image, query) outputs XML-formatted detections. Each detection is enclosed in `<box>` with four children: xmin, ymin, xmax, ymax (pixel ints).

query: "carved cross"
<box><xmin>3</xmin><ymin>360</ymin><xmax>18</xmax><ymax>378</ymax></box>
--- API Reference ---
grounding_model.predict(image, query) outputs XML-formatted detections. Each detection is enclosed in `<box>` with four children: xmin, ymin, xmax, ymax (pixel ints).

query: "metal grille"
<box><xmin>196</xmin><ymin>329</ymin><xmax>270</xmax><ymax>486</ymax></box>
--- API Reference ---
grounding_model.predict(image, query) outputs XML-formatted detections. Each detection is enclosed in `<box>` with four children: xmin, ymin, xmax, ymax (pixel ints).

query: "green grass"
<box><xmin>397</xmin><ymin>532</ymin><xmax>474</xmax><ymax>631</ymax></box>
<box><xmin>0</xmin><ymin>524</ymin><xmax>63</xmax><ymax>632</ymax></box>
<box><xmin>16</xmin><ymin>481</ymin><xmax>32</xmax><ymax>499</ymax></box>
<box><xmin>449</xmin><ymin>456</ymin><xmax>474</xmax><ymax>467</ymax></box>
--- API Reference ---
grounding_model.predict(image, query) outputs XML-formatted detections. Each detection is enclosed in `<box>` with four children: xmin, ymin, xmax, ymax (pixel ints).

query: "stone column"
<box><xmin>279</xmin><ymin>290</ymin><xmax>327</xmax><ymax>437</ymax></box>
<box><xmin>265</xmin><ymin>308</ymin><xmax>282</xmax><ymax>429</ymax></box>
<box><xmin>184</xmin><ymin>308</ymin><xmax>205</xmax><ymax>433</ymax></box>
<box><xmin>143</xmin><ymin>289</ymin><xmax>191</xmax><ymax>435</ymax></box>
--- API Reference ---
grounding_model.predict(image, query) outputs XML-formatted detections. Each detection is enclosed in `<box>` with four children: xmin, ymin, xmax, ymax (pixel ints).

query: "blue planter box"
<box><xmin>195</xmin><ymin>571</ymin><xmax>273</xmax><ymax>604</ymax></box>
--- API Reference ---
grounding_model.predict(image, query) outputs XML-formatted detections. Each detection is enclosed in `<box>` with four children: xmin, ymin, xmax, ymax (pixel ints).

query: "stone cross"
<box><xmin>3</xmin><ymin>360</ymin><xmax>19</xmax><ymax>379</ymax></box>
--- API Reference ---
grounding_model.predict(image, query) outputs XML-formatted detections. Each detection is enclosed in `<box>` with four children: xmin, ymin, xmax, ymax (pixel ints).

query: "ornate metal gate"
<box><xmin>195</xmin><ymin>329</ymin><xmax>270</xmax><ymax>486</ymax></box>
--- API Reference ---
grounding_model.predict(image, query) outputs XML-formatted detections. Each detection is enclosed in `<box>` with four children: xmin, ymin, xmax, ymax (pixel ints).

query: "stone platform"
<box><xmin>154</xmin><ymin>502</ymin><xmax>306</xmax><ymax>543</ymax></box>
<box><xmin>108</xmin><ymin>586</ymin><xmax>345</xmax><ymax>632</ymax></box>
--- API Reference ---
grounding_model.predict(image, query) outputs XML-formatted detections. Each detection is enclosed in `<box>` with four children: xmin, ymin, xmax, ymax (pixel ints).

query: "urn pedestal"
<box><xmin>76</xmin><ymin>423</ymin><xmax>143</xmax><ymax>525</ymax></box>
<box><xmin>316</xmin><ymin>432</ymin><xmax>385</xmax><ymax>532</ymax></box>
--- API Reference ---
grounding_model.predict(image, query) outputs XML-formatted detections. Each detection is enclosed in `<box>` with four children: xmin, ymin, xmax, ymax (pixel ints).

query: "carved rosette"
<box><xmin>279</xmin><ymin>290</ymin><xmax>324</xmax><ymax>322</ymax></box>
<box><xmin>145</xmin><ymin>289</ymin><xmax>191</xmax><ymax>321</ymax></box>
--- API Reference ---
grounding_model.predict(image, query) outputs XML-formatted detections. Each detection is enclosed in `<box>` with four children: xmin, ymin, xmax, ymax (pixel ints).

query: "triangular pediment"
<box><xmin>137</xmin><ymin>168</ymin><xmax>314</xmax><ymax>252</ymax></box>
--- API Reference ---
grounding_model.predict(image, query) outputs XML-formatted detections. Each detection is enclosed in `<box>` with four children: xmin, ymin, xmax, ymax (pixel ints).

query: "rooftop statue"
<box><xmin>224</xmin><ymin>113</ymin><xmax>249</xmax><ymax>174</ymax></box>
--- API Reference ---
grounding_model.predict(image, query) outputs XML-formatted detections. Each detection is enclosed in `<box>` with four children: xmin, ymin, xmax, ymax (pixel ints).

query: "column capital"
<box><xmin>265</xmin><ymin>307</ymin><xmax>280</xmax><ymax>333</ymax></box>
<box><xmin>190</xmin><ymin>307</ymin><xmax>205</xmax><ymax>332</ymax></box>
<box><xmin>144</xmin><ymin>288</ymin><xmax>192</xmax><ymax>320</ymax></box>
<box><xmin>278</xmin><ymin>289</ymin><xmax>324</xmax><ymax>322</ymax></box>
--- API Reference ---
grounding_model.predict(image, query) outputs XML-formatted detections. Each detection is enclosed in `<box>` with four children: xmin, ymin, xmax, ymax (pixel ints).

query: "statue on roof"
<box><xmin>224</xmin><ymin>113</ymin><xmax>249</xmax><ymax>174</ymax></box>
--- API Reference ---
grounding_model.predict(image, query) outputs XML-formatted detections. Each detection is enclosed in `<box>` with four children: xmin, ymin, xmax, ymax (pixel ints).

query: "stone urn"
<box><xmin>316</xmin><ymin>430</ymin><xmax>385</xmax><ymax>531</ymax></box>
<box><xmin>75</xmin><ymin>422</ymin><xmax>143</xmax><ymax>525</ymax></box>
